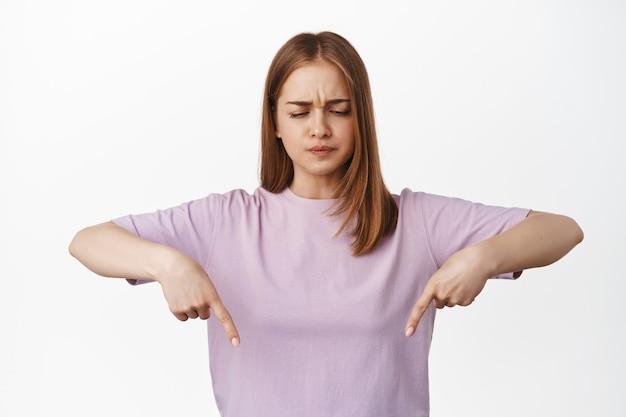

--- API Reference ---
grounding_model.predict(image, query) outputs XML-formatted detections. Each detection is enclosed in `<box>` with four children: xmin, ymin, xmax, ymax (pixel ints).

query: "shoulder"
<box><xmin>395</xmin><ymin>188</ymin><xmax>506</xmax><ymax>212</ymax></box>
<box><xmin>394</xmin><ymin>188</ymin><xmax>455</xmax><ymax>212</ymax></box>
<box><xmin>394</xmin><ymin>188</ymin><xmax>528</xmax><ymax>226</ymax></box>
<box><xmin>207</xmin><ymin>187</ymin><xmax>275</xmax><ymax>206</ymax></box>
<box><xmin>196</xmin><ymin>187</ymin><xmax>285</xmax><ymax>215</ymax></box>
<box><xmin>189</xmin><ymin>187</ymin><xmax>260</xmax><ymax>204</ymax></box>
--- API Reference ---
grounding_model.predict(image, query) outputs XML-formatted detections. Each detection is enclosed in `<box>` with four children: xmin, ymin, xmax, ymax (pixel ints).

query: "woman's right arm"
<box><xmin>69</xmin><ymin>221</ymin><xmax>240</xmax><ymax>347</ymax></box>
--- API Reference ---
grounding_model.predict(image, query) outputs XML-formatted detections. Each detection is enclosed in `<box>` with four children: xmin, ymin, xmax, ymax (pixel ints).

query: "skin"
<box><xmin>69</xmin><ymin>221</ymin><xmax>241</xmax><ymax>346</ymax></box>
<box><xmin>404</xmin><ymin>210</ymin><xmax>583</xmax><ymax>337</ymax></box>
<box><xmin>68</xmin><ymin>59</ymin><xmax>584</xmax><ymax>347</ymax></box>
<box><xmin>275</xmin><ymin>59</ymin><xmax>355</xmax><ymax>199</ymax></box>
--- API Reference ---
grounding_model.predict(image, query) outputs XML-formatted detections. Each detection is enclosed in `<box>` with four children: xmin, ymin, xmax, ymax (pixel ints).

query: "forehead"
<box><xmin>278</xmin><ymin>60</ymin><xmax>349</xmax><ymax>101</ymax></box>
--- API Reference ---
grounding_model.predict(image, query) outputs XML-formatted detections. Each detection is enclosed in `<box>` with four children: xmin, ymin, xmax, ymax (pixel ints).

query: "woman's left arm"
<box><xmin>405</xmin><ymin>211</ymin><xmax>584</xmax><ymax>337</ymax></box>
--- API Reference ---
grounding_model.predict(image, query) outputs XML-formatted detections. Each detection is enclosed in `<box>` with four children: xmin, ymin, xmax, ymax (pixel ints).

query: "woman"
<box><xmin>69</xmin><ymin>32</ymin><xmax>583</xmax><ymax>416</ymax></box>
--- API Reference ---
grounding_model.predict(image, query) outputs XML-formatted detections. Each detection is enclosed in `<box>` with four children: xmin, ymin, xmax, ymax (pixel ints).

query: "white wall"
<box><xmin>1</xmin><ymin>1</ymin><xmax>624</xmax><ymax>416</ymax></box>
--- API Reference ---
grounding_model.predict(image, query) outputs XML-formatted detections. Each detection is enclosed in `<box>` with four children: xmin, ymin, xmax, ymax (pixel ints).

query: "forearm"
<box><xmin>69</xmin><ymin>221</ymin><xmax>180</xmax><ymax>282</ymax></box>
<box><xmin>475</xmin><ymin>211</ymin><xmax>584</xmax><ymax>277</ymax></box>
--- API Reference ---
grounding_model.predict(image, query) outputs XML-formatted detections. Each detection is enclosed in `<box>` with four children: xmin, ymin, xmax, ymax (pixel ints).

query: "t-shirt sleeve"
<box><xmin>415</xmin><ymin>191</ymin><xmax>531</xmax><ymax>279</ymax></box>
<box><xmin>112</xmin><ymin>194</ymin><xmax>224</xmax><ymax>284</ymax></box>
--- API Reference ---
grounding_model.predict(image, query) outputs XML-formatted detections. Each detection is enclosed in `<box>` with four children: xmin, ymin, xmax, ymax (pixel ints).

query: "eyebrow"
<box><xmin>285</xmin><ymin>99</ymin><xmax>350</xmax><ymax>106</ymax></box>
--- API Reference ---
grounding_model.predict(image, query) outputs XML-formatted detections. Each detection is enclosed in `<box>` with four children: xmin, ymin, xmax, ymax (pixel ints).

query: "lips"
<box><xmin>309</xmin><ymin>145</ymin><xmax>334</xmax><ymax>155</ymax></box>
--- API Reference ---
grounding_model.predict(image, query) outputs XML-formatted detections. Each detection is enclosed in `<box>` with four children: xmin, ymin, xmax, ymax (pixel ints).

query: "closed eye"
<box><xmin>289</xmin><ymin>112</ymin><xmax>308</xmax><ymax>119</ymax></box>
<box><xmin>330</xmin><ymin>110</ymin><xmax>351</xmax><ymax>116</ymax></box>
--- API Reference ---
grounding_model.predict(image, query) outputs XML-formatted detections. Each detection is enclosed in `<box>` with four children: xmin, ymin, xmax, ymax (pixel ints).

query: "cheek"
<box><xmin>275</xmin><ymin>115</ymin><xmax>297</xmax><ymax>139</ymax></box>
<box><xmin>279</xmin><ymin>136</ymin><xmax>298</xmax><ymax>160</ymax></box>
<box><xmin>341</xmin><ymin>124</ymin><xmax>356</xmax><ymax>147</ymax></box>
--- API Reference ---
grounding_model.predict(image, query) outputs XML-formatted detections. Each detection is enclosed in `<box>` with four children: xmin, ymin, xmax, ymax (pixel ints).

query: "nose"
<box><xmin>309</xmin><ymin>110</ymin><xmax>331</xmax><ymax>138</ymax></box>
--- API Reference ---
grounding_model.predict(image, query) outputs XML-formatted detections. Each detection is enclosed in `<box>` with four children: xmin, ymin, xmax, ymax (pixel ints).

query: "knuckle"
<box><xmin>199</xmin><ymin>308</ymin><xmax>212</xmax><ymax>320</ymax></box>
<box><xmin>217</xmin><ymin>311</ymin><xmax>232</xmax><ymax>324</ymax></box>
<box><xmin>412</xmin><ymin>305</ymin><xmax>426</xmax><ymax>316</ymax></box>
<box><xmin>208</xmin><ymin>297</ymin><xmax>223</xmax><ymax>310</ymax></box>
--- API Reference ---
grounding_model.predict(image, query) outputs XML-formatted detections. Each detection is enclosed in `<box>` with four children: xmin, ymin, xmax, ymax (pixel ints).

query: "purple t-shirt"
<box><xmin>114</xmin><ymin>187</ymin><xmax>529</xmax><ymax>417</ymax></box>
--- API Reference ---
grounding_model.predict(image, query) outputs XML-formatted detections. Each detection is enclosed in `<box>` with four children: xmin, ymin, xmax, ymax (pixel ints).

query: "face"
<box><xmin>274</xmin><ymin>59</ymin><xmax>355</xmax><ymax>196</ymax></box>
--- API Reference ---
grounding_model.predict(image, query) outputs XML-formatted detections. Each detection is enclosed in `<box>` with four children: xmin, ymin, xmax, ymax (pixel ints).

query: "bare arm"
<box><xmin>405</xmin><ymin>211</ymin><xmax>583</xmax><ymax>336</ymax></box>
<box><xmin>69</xmin><ymin>221</ymin><xmax>172</xmax><ymax>281</ymax></box>
<box><xmin>69</xmin><ymin>221</ymin><xmax>240</xmax><ymax>346</ymax></box>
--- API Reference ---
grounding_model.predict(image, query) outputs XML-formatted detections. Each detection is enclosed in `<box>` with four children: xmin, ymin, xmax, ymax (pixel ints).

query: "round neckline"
<box><xmin>280</xmin><ymin>186</ymin><xmax>338</xmax><ymax>209</ymax></box>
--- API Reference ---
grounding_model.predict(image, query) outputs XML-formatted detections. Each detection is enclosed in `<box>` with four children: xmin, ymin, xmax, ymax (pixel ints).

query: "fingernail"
<box><xmin>405</xmin><ymin>327</ymin><xmax>415</xmax><ymax>337</ymax></box>
<box><xmin>231</xmin><ymin>337</ymin><xmax>240</xmax><ymax>347</ymax></box>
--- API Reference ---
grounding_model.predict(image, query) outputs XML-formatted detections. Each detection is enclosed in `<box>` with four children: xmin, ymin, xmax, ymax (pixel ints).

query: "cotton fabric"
<box><xmin>113</xmin><ymin>187</ymin><xmax>529</xmax><ymax>417</ymax></box>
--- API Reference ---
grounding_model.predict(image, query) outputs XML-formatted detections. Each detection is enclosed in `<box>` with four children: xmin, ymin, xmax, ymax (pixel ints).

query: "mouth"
<box><xmin>309</xmin><ymin>145</ymin><xmax>334</xmax><ymax>156</ymax></box>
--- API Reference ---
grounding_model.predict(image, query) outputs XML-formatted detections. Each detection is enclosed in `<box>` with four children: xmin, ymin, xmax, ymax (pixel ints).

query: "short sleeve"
<box><xmin>112</xmin><ymin>194</ymin><xmax>224</xmax><ymax>283</ymax></box>
<box><xmin>414</xmin><ymin>191</ymin><xmax>531</xmax><ymax>279</ymax></box>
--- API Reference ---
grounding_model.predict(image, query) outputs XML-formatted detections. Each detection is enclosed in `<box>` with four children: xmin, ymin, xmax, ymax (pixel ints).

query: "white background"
<box><xmin>1</xmin><ymin>1</ymin><xmax>624</xmax><ymax>416</ymax></box>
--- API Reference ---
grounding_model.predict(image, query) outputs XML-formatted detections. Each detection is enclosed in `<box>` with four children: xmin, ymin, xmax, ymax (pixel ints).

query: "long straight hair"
<box><xmin>260</xmin><ymin>32</ymin><xmax>398</xmax><ymax>255</ymax></box>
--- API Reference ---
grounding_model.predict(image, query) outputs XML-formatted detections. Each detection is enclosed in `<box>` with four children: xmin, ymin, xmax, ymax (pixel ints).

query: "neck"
<box><xmin>289</xmin><ymin>179</ymin><xmax>339</xmax><ymax>200</ymax></box>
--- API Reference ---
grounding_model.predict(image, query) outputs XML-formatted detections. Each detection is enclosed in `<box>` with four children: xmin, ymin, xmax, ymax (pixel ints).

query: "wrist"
<box><xmin>147</xmin><ymin>245</ymin><xmax>187</xmax><ymax>284</ymax></box>
<box><xmin>466</xmin><ymin>242</ymin><xmax>499</xmax><ymax>279</ymax></box>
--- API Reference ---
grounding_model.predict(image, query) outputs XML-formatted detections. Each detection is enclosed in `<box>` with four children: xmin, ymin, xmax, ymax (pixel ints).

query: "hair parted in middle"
<box><xmin>260</xmin><ymin>31</ymin><xmax>398</xmax><ymax>256</ymax></box>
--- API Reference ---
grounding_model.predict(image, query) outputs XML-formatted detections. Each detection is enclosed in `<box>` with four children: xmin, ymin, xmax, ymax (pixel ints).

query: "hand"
<box><xmin>404</xmin><ymin>245</ymin><xmax>490</xmax><ymax>337</ymax></box>
<box><xmin>157</xmin><ymin>251</ymin><xmax>240</xmax><ymax>347</ymax></box>
<box><xmin>69</xmin><ymin>222</ymin><xmax>240</xmax><ymax>346</ymax></box>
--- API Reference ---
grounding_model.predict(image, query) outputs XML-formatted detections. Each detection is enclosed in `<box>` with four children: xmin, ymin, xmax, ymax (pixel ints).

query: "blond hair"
<box><xmin>260</xmin><ymin>32</ymin><xmax>398</xmax><ymax>255</ymax></box>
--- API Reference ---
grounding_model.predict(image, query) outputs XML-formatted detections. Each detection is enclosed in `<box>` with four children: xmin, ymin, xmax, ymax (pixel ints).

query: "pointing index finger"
<box><xmin>405</xmin><ymin>285</ymin><xmax>435</xmax><ymax>337</ymax></box>
<box><xmin>209</xmin><ymin>296</ymin><xmax>240</xmax><ymax>347</ymax></box>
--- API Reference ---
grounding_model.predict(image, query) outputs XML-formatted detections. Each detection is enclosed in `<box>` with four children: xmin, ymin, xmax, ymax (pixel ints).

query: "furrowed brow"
<box><xmin>285</xmin><ymin>99</ymin><xmax>350</xmax><ymax>106</ymax></box>
<box><xmin>285</xmin><ymin>101</ymin><xmax>311</xmax><ymax>106</ymax></box>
